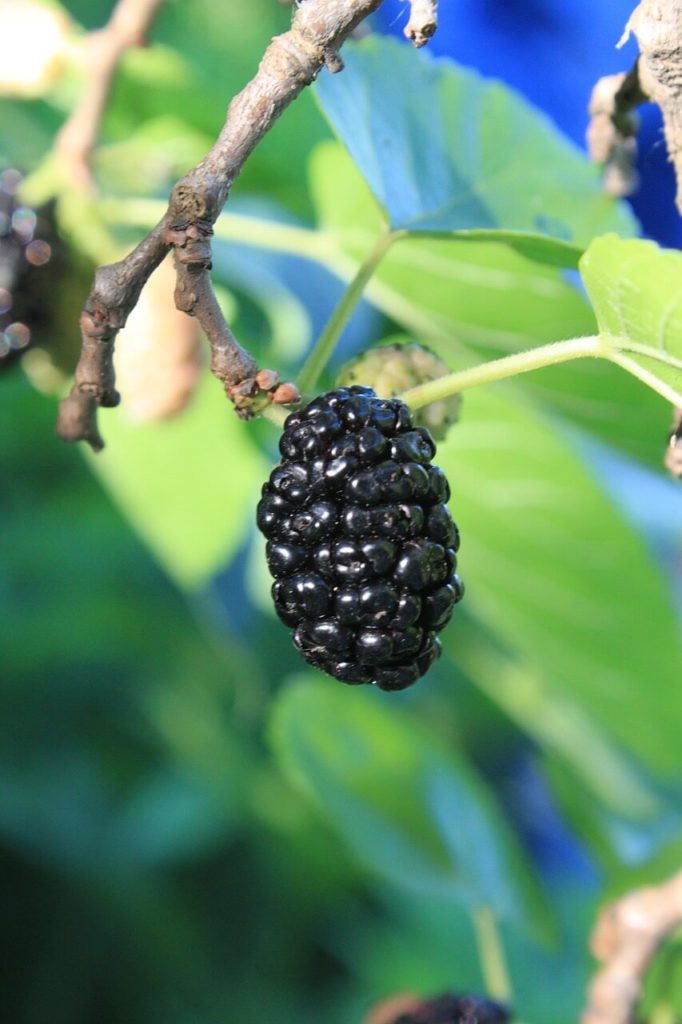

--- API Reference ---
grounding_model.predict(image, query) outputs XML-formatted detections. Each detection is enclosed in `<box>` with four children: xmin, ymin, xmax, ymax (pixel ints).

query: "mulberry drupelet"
<box><xmin>257</xmin><ymin>386</ymin><xmax>464</xmax><ymax>690</ymax></box>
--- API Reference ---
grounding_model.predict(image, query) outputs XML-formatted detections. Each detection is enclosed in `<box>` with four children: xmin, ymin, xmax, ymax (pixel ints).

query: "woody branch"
<box><xmin>56</xmin><ymin>0</ymin><xmax>439</xmax><ymax>451</ymax></box>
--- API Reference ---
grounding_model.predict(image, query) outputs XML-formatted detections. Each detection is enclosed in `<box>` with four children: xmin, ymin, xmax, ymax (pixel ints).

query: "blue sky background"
<box><xmin>376</xmin><ymin>0</ymin><xmax>682</xmax><ymax>248</ymax></box>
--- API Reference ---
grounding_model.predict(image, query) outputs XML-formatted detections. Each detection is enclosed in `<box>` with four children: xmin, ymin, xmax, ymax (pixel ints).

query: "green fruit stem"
<box><xmin>106</xmin><ymin>199</ymin><xmax>682</xmax><ymax>409</ymax></box>
<box><xmin>400</xmin><ymin>336</ymin><xmax>605</xmax><ymax>409</ymax></box>
<box><xmin>471</xmin><ymin>905</ymin><xmax>513</xmax><ymax>1005</ymax></box>
<box><xmin>400</xmin><ymin>334</ymin><xmax>682</xmax><ymax>410</ymax></box>
<box><xmin>262</xmin><ymin>404</ymin><xmax>288</xmax><ymax>427</ymax></box>
<box><xmin>296</xmin><ymin>232</ymin><xmax>396</xmax><ymax>396</ymax></box>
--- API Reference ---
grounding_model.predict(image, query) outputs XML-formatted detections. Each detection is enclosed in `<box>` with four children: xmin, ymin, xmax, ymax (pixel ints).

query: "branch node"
<box><xmin>59</xmin><ymin>0</ymin><xmax>386</xmax><ymax>446</ymax></box>
<box><xmin>255</xmin><ymin>368</ymin><xmax>281</xmax><ymax>391</ymax></box>
<box><xmin>56</xmin><ymin>389</ymin><xmax>106</xmax><ymax>451</ymax></box>
<box><xmin>271</xmin><ymin>381</ymin><xmax>301</xmax><ymax>405</ymax></box>
<box><xmin>582</xmin><ymin>870</ymin><xmax>682</xmax><ymax>1024</ymax></box>
<box><xmin>169</xmin><ymin>183</ymin><xmax>217</xmax><ymax>223</ymax></box>
<box><xmin>404</xmin><ymin>0</ymin><xmax>438</xmax><ymax>47</ymax></box>
<box><xmin>225</xmin><ymin>372</ymin><xmax>300</xmax><ymax>420</ymax></box>
<box><xmin>79</xmin><ymin>310</ymin><xmax>114</xmax><ymax>342</ymax></box>
<box><xmin>163</xmin><ymin>219</ymin><xmax>214</xmax><ymax>268</ymax></box>
<box><xmin>269</xmin><ymin>30</ymin><xmax>323</xmax><ymax>88</ymax></box>
<box><xmin>324</xmin><ymin>48</ymin><xmax>345</xmax><ymax>73</ymax></box>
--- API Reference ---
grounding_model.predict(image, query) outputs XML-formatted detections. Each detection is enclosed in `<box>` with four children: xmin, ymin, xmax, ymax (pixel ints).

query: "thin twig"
<box><xmin>589</xmin><ymin>1</ymin><xmax>682</xmax><ymax>210</ymax></box>
<box><xmin>624</xmin><ymin>0</ymin><xmax>682</xmax><ymax>216</ymax></box>
<box><xmin>57</xmin><ymin>222</ymin><xmax>171</xmax><ymax>450</ymax></box>
<box><xmin>404</xmin><ymin>0</ymin><xmax>438</xmax><ymax>47</ymax></box>
<box><xmin>58</xmin><ymin>0</ymin><xmax>436</xmax><ymax>449</ymax></box>
<box><xmin>586</xmin><ymin>62</ymin><xmax>646</xmax><ymax>197</ymax></box>
<box><xmin>582</xmin><ymin>870</ymin><xmax>682</xmax><ymax>1024</ymax></box>
<box><xmin>55</xmin><ymin>0</ymin><xmax>166</xmax><ymax>190</ymax></box>
<box><xmin>297</xmin><ymin>230</ymin><xmax>395</xmax><ymax>395</ymax></box>
<box><xmin>605</xmin><ymin>1</ymin><xmax>682</xmax><ymax>470</ymax></box>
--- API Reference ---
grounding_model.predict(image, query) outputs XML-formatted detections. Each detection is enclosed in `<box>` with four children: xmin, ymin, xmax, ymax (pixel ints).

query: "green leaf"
<box><xmin>0</xmin><ymin>98</ymin><xmax>62</xmax><ymax>168</ymax></box>
<box><xmin>580</xmin><ymin>234</ymin><xmax>682</xmax><ymax>405</ymax></box>
<box><xmin>309</xmin><ymin>140</ymin><xmax>596</xmax><ymax>354</ymax></box>
<box><xmin>315</xmin><ymin>37</ymin><xmax>635</xmax><ymax>257</ymax></box>
<box><xmin>439</xmin><ymin>387</ymin><xmax>682</xmax><ymax>775</ymax></box>
<box><xmin>425</xmin><ymin>230</ymin><xmax>585</xmax><ymax>269</ymax></box>
<box><xmin>270</xmin><ymin>676</ymin><xmax>545</xmax><ymax>929</ymax></box>
<box><xmin>309</xmin><ymin>142</ymin><xmax>668</xmax><ymax>464</ymax></box>
<box><xmin>87</xmin><ymin>374</ymin><xmax>268</xmax><ymax>589</ymax></box>
<box><xmin>543</xmin><ymin>751</ymin><xmax>682</xmax><ymax>885</ymax></box>
<box><xmin>455</xmin><ymin>624</ymin><xmax>670</xmax><ymax>823</ymax></box>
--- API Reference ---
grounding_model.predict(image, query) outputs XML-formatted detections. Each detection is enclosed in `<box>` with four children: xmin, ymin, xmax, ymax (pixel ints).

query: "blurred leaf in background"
<box><xmin>270</xmin><ymin>676</ymin><xmax>548</xmax><ymax>933</ymax></box>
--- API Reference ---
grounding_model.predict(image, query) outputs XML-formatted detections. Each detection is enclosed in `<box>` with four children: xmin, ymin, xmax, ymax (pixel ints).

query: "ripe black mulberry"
<box><xmin>257</xmin><ymin>386</ymin><xmax>464</xmax><ymax>690</ymax></box>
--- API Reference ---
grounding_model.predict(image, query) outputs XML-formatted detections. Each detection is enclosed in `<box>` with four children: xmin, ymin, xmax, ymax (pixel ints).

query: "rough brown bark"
<box><xmin>588</xmin><ymin>0</ymin><xmax>682</xmax><ymax>211</ymax></box>
<box><xmin>586</xmin><ymin>62</ymin><xmax>646</xmax><ymax>197</ymax></box>
<box><xmin>582</xmin><ymin>870</ymin><xmax>682</xmax><ymax>1024</ymax></box>
<box><xmin>404</xmin><ymin>0</ymin><xmax>438</xmax><ymax>47</ymax></box>
<box><xmin>625</xmin><ymin>0</ymin><xmax>682</xmax><ymax>214</ymax></box>
<box><xmin>58</xmin><ymin>0</ymin><xmax>442</xmax><ymax>448</ymax></box>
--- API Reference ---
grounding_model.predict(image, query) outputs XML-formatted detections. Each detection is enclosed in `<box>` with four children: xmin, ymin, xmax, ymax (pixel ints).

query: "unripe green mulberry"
<box><xmin>337</xmin><ymin>338</ymin><xmax>460</xmax><ymax>441</ymax></box>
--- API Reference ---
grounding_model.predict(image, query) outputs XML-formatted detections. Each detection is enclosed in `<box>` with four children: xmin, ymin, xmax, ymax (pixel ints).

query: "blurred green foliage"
<box><xmin>2</xmin><ymin>4</ymin><xmax>682</xmax><ymax>1024</ymax></box>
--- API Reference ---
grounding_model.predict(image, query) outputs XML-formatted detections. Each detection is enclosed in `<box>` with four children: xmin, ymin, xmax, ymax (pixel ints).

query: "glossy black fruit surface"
<box><xmin>257</xmin><ymin>386</ymin><xmax>464</xmax><ymax>690</ymax></box>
